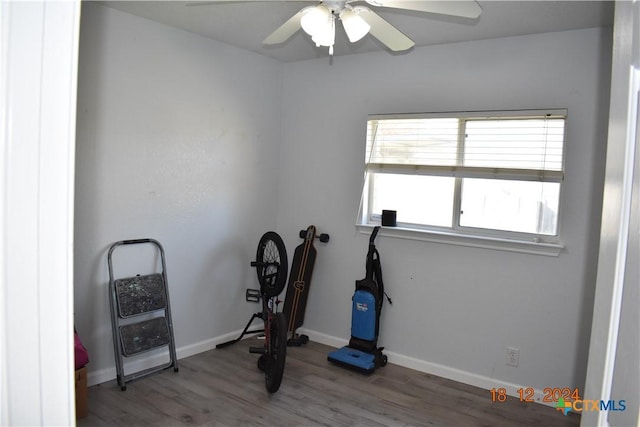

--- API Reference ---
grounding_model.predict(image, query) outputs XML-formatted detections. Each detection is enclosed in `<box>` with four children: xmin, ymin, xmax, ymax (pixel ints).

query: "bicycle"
<box><xmin>216</xmin><ymin>231</ymin><xmax>289</xmax><ymax>393</ymax></box>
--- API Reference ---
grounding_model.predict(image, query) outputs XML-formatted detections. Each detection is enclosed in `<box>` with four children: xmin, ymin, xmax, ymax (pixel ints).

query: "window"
<box><xmin>358</xmin><ymin>110</ymin><xmax>566</xmax><ymax>249</ymax></box>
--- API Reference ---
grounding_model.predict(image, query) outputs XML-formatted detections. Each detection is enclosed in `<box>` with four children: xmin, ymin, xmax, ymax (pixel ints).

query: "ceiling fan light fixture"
<box><xmin>300</xmin><ymin>5</ymin><xmax>331</xmax><ymax>37</ymax></box>
<box><xmin>340</xmin><ymin>9</ymin><xmax>370</xmax><ymax>43</ymax></box>
<box><xmin>301</xmin><ymin>4</ymin><xmax>336</xmax><ymax>55</ymax></box>
<box><xmin>310</xmin><ymin>15</ymin><xmax>335</xmax><ymax>47</ymax></box>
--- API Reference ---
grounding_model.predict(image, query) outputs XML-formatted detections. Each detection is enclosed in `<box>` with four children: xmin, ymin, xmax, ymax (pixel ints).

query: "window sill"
<box><xmin>355</xmin><ymin>224</ymin><xmax>564</xmax><ymax>257</ymax></box>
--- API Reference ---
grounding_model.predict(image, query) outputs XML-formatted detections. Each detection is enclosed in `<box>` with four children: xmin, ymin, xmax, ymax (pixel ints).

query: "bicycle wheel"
<box><xmin>265</xmin><ymin>312</ymin><xmax>287</xmax><ymax>393</ymax></box>
<box><xmin>255</xmin><ymin>232</ymin><xmax>288</xmax><ymax>297</ymax></box>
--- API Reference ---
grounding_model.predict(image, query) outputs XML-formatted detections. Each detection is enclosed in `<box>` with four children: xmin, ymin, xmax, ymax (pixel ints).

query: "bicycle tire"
<box><xmin>255</xmin><ymin>232</ymin><xmax>288</xmax><ymax>297</ymax></box>
<box><xmin>265</xmin><ymin>312</ymin><xmax>287</xmax><ymax>393</ymax></box>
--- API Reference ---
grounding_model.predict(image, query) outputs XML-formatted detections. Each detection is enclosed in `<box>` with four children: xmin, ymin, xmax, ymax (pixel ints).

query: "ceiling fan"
<box><xmin>191</xmin><ymin>1</ymin><xmax>482</xmax><ymax>56</ymax></box>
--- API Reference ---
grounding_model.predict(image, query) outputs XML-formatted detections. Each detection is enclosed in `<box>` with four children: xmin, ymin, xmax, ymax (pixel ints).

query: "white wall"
<box><xmin>76</xmin><ymin>3</ymin><xmax>614</xmax><ymax>401</ymax></box>
<box><xmin>74</xmin><ymin>3</ymin><xmax>283</xmax><ymax>384</ymax></box>
<box><xmin>279</xmin><ymin>28</ymin><xmax>612</xmax><ymax>397</ymax></box>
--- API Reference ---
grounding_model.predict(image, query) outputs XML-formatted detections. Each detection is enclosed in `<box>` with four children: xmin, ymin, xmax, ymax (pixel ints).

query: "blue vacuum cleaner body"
<box><xmin>328</xmin><ymin>227</ymin><xmax>390</xmax><ymax>373</ymax></box>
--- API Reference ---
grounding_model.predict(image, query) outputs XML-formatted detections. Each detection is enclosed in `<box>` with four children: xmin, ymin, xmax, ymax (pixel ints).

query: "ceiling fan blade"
<box><xmin>187</xmin><ymin>0</ymin><xmax>309</xmax><ymax>6</ymax></box>
<box><xmin>262</xmin><ymin>8</ymin><xmax>308</xmax><ymax>45</ymax></box>
<box><xmin>358</xmin><ymin>8</ymin><xmax>414</xmax><ymax>52</ymax></box>
<box><xmin>365</xmin><ymin>0</ymin><xmax>482</xmax><ymax>19</ymax></box>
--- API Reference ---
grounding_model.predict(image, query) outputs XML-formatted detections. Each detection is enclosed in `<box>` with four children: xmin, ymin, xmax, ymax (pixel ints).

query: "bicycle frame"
<box><xmin>216</xmin><ymin>231</ymin><xmax>288</xmax><ymax>393</ymax></box>
<box><xmin>249</xmin><ymin>275</ymin><xmax>280</xmax><ymax>355</ymax></box>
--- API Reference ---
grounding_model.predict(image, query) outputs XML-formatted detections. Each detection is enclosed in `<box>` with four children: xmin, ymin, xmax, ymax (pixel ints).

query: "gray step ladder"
<box><xmin>107</xmin><ymin>238</ymin><xmax>178</xmax><ymax>390</ymax></box>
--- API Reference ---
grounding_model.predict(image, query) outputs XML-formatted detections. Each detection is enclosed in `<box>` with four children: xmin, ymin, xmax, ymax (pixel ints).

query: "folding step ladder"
<box><xmin>107</xmin><ymin>238</ymin><xmax>178</xmax><ymax>390</ymax></box>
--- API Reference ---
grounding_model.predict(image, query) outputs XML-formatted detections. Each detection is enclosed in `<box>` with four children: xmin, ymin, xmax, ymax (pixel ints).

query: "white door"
<box><xmin>582</xmin><ymin>1</ymin><xmax>640</xmax><ymax>427</ymax></box>
<box><xmin>0</xmin><ymin>1</ymin><xmax>80</xmax><ymax>425</ymax></box>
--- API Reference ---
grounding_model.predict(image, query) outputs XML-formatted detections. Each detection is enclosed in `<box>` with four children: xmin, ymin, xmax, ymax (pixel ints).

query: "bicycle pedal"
<box><xmin>245</xmin><ymin>289</ymin><xmax>260</xmax><ymax>302</ymax></box>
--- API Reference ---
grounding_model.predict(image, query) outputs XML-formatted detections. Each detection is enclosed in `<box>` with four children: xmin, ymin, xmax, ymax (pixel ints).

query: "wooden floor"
<box><xmin>79</xmin><ymin>339</ymin><xmax>580</xmax><ymax>426</ymax></box>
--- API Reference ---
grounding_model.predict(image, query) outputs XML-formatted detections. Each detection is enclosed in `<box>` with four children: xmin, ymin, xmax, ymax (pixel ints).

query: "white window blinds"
<box><xmin>366</xmin><ymin>111</ymin><xmax>566</xmax><ymax>182</ymax></box>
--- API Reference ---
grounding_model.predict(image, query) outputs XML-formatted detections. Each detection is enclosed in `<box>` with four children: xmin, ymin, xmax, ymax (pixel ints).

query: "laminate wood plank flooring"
<box><xmin>78</xmin><ymin>339</ymin><xmax>580</xmax><ymax>426</ymax></box>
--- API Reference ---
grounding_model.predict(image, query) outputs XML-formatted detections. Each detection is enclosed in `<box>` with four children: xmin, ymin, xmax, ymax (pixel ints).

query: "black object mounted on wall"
<box><xmin>382</xmin><ymin>210</ymin><xmax>397</xmax><ymax>227</ymax></box>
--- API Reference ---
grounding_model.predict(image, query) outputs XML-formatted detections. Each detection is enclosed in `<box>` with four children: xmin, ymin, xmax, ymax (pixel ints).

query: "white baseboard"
<box><xmin>88</xmin><ymin>327</ymin><xmax>555</xmax><ymax>410</ymax></box>
<box><xmin>299</xmin><ymin>328</ymin><xmax>555</xmax><ymax>409</ymax></box>
<box><xmin>86</xmin><ymin>328</ymin><xmax>252</xmax><ymax>387</ymax></box>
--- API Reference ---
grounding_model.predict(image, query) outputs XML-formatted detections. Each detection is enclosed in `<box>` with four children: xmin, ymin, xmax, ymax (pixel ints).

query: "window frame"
<box><xmin>357</xmin><ymin>109</ymin><xmax>567</xmax><ymax>256</ymax></box>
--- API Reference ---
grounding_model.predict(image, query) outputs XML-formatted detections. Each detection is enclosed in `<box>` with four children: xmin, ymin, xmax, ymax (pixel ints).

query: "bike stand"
<box><xmin>287</xmin><ymin>333</ymin><xmax>309</xmax><ymax>346</ymax></box>
<box><xmin>216</xmin><ymin>289</ymin><xmax>265</xmax><ymax>349</ymax></box>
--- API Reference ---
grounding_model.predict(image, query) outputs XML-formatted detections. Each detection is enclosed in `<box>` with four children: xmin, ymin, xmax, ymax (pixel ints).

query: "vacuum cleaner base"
<box><xmin>327</xmin><ymin>346</ymin><xmax>381</xmax><ymax>374</ymax></box>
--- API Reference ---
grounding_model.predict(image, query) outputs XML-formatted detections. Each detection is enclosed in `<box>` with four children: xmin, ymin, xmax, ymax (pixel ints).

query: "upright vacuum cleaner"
<box><xmin>328</xmin><ymin>226</ymin><xmax>391</xmax><ymax>374</ymax></box>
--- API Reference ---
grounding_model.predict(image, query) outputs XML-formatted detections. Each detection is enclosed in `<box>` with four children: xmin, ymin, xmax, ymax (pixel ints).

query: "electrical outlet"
<box><xmin>507</xmin><ymin>347</ymin><xmax>520</xmax><ymax>367</ymax></box>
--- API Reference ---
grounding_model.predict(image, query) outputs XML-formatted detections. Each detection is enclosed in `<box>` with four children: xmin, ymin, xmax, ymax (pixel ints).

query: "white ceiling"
<box><xmin>99</xmin><ymin>1</ymin><xmax>614</xmax><ymax>63</ymax></box>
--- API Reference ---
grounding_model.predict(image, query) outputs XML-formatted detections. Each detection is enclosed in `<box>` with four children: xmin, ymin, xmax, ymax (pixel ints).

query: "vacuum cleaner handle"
<box><xmin>369</xmin><ymin>226</ymin><xmax>380</xmax><ymax>246</ymax></box>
